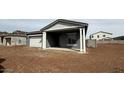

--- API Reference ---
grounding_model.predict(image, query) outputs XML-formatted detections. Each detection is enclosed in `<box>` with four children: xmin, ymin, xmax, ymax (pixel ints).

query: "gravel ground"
<box><xmin>0</xmin><ymin>44</ymin><xmax>124</xmax><ymax>73</ymax></box>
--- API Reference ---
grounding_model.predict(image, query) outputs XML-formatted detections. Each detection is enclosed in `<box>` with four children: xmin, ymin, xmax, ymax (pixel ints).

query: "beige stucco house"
<box><xmin>90</xmin><ymin>31</ymin><xmax>113</xmax><ymax>40</ymax></box>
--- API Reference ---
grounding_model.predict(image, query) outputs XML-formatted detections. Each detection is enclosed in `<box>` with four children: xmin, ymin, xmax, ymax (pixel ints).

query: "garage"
<box><xmin>27</xmin><ymin>31</ymin><xmax>42</xmax><ymax>48</ymax></box>
<box><xmin>29</xmin><ymin>36</ymin><xmax>42</xmax><ymax>47</ymax></box>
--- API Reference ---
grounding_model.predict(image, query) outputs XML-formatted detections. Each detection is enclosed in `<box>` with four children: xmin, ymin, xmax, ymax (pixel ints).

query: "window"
<box><xmin>1</xmin><ymin>37</ymin><xmax>4</xmax><ymax>43</ymax></box>
<box><xmin>97</xmin><ymin>35</ymin><xmax>99</xmax><ymax>38</ymax></box>
<box><xmin>18</xmin><ymin>39</ymin><xmax>21</xmax><ymax>44</ymax></box>
<box><xmin>103</xmin><ymin>35</ymin><xmax>106</xmax><ymax>37</ymax></box>
<box><xmin>68</xmin><ymin>38</ymin><xmax>72</xmax><ymax>44</ymax></box>
<box><xmin>68</xmin><ymin>38</ymin><xmax>76</xmax><ymax>44</ymax></box>
<box><xmin>67</xmin><ymin>33</ymin><xmax>77</xmax><ymax>44</ymax></box>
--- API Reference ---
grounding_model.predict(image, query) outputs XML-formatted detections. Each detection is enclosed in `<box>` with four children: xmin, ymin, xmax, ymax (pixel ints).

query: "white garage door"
<box><xmin>29</xmin><ymin>37</ymin><xmax>42</xmax><ymax>47</ymax></box>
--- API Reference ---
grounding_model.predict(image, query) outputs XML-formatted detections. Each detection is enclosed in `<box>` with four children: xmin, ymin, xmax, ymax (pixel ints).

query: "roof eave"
<box><xmin>40</xmin><ymin>19</ymin><xmax>88</xmax><ymax>32</ymax></box>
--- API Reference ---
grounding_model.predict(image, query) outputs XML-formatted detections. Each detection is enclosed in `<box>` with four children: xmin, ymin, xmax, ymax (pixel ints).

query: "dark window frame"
<box><xmin>103</xmin><ymin>35</ymin><xmax>106</xmax><ymax>37</ymax></box>
<box><xmin>67</xmin><ymin>33</ymin><xmax>77</xmax><ymax>44</ymax></box>
<box><xmin>97</xmin><ymin>35</ymin><xmax>99</xmax><ymax>38</ymax></box>
<box><xmin>92</xmin><ymin>35</ymin><xmax>94</xmax><ymax>38</ymax></box>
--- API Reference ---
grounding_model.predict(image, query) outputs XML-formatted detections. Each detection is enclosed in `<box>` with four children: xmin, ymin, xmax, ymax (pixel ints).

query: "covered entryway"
<box><xmin>29</xmin><ymin>36</ymin><xmax>42</xmax><ymax>47</ymax></box>
<box><xmin>46</xmin><ymin>29</ymin><xmax>80</xmax><ymax>49</ymax></box>
<box><xmin>41</xmin><ymin>19</ymin><xmax>88</xmax><ymax>53</ymax></box>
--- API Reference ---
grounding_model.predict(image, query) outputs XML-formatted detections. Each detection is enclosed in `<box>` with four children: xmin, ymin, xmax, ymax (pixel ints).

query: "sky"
<box><xmin>0</xmin><ymin>19</ymin><xmax>124</xmax><ymax>38</ymax></box>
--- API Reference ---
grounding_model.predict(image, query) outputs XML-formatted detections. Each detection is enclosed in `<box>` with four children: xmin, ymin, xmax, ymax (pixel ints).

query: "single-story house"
<box><xmin>90</xmin><ymin>31</ymin><xmax>113</xmax><ymax>40</ymax></box>
<box><xmin>27</xmin><ymin>19</ymin><xmax>88</xmax><ymax>53</ymax></box>
<box><xmin>0</xmin><ymin>34</ymin><xmax>27</xmax><ymax>46</ymax></box>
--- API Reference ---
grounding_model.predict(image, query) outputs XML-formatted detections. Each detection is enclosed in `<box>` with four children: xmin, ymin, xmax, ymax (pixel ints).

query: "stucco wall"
<box><xmin>86</xmin><ymin>39</ymin><xmax>97</xmax><ymax>48</ymax></box>
<box><xmin>97</xmin><ymin>40</ymin><xmax>124</xmax><ymax>44</ymax></box>
<box><xmin>86</xmin><ymin>40</ymin><xmax>124</xmax><ymax>48</ymax></box>
<box><xmin>11</xmin><ymin>37</ymin><xmax>26</xmax><ymax>45</ymax></box>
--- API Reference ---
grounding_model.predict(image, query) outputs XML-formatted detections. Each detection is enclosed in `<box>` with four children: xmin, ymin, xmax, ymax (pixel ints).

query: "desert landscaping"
<box><xmin>0</xmin><ymin>44</ymin><xmax>124</xmax><ymax>73</ymax></box>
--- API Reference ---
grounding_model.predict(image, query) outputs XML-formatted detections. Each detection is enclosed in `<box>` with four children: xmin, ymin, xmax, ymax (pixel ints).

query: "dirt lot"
<box><xmin>0</xmin><ymin>44</ymin><xmax>124</xmax><ymax>73</ymax></box>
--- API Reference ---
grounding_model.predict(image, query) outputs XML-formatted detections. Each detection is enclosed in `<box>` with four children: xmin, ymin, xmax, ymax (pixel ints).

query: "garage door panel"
<box><xmin>29</xmin><ymin>37</ymin><xmax>42</xmax><ymax>47</ymax></box>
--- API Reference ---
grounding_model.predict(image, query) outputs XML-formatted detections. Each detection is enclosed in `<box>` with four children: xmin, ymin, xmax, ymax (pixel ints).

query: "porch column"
<box><xmin>80</xmin><ymin>28</ymin><xmax>83</xmax><ymax>52</ymax></box>
<box><xmin>83</xmin><ymin>28</ymin><xmax>86</xmax><ymax>53</ymax></box>
<box><xmin>80</xmin><ymin>28</ymin><xmax>86</xmax><ymax>53</ymax></box>
<box><xmin>43</xmin><ymin>32</ymin><xmax>46</xmax><ymax>49</ymax></box>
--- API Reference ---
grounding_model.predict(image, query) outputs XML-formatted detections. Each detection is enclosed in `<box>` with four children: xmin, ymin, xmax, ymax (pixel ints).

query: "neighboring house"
<box><xmin>90</xmin><ymin>31</ymin><xmax>113</xmax><ymax>40</ymax></box>
<box><xmin>0</xmin><ymin>34</ymin><xmax>27</xmax><ymax>46</ymax></box>
<box><xmin>27</xmin><ymin>19</ymin><xmax>88</xmax><ymax>53</ymax></box>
